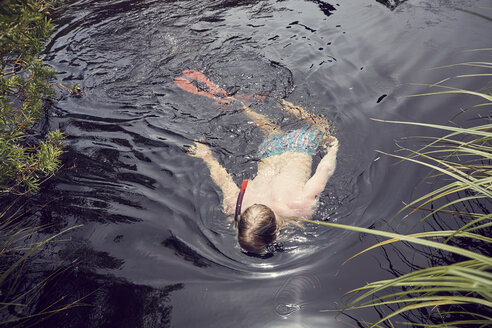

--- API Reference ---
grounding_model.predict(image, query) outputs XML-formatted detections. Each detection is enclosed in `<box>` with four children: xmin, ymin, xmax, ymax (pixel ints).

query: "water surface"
<box><xmin>29</xmin><ymin>0</ymin><xmax>491</xmax><ymax>326</ymax></box>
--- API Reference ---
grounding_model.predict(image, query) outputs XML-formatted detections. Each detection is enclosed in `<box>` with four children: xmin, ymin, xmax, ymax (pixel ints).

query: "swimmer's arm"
<box><xmin>189</xmin><ymin>142</ymin><xmax>239</xmax><ymax>214</ymax></box>
<box><xmin>303</xmin><ymin>138</ymin><xmax>339</xmax><ymax>199</ymax></box>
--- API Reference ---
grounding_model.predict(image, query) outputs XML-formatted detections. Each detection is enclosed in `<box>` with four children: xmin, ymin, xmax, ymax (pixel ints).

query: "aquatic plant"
<box><xmin>0</xmin><ymin>0</ymin><xmax>64</xmax><ymax>194</ymax></box>
<box><xmin>0</xmin><ymin>197</ymin><xmax>83</xmax><ymax>326</ymax></box>
<box><xmin>0</xmin><ymin>1</ymin><xmax>83</xmax><ymax>326</ymax></box>
<box><xmin>295</xmin><ymin>57</ymin><xmax>492</xmax><ymax>327</ymax></box>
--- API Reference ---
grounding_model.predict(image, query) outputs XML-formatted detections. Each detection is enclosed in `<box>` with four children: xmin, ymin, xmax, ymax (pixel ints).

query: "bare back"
<box><xmin>240</xmin><ymin>151</ymin><xmax>317</xmax><ymax>221</ymax></box>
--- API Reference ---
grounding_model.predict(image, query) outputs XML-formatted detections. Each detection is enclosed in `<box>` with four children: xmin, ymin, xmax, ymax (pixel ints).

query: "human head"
<box><xmin>237</xmin><ymin>204</ymin><xmax>278</xmax><ymax>253</ymax></box>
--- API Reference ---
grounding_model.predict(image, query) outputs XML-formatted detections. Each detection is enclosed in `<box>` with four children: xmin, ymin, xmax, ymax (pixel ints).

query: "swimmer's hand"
<box><xmin>188</xmin><ymin>142</ymin><xmax>213</xmax><ymax>159</ymax></box>
<box><xmin>187</xmin><ymin>141</ymin><xmax>239</xmax><ymax>215</ymax></box>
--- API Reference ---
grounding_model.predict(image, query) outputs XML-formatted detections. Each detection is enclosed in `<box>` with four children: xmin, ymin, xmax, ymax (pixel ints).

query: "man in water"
<box><xmin>175</xmin><ymin>70</ymin><xmax>339</xmax><ymax>253</ymax></box>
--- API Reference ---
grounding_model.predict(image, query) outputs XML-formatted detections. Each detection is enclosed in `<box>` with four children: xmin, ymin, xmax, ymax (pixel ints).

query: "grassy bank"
<box><xmin>0</xmin><ymin>1</ymin><xmax>77</xmax><ymax>325</ymax></box>
<box><xmin>296</xmin><ymin>56</ymin><xmax>492</xmax><ymax>327</ymax></box>
<box><xmin>1</xmin><ymin>0</ymin><xmax>64</xmax><ymax>194</ymax></box>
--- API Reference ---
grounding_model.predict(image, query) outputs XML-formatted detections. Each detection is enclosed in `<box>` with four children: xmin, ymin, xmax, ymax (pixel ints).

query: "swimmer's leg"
<box><xmin>174</xmin><ymin>70</ymin><xmax>235</xmax><ymax>104</ymax></box>
<box><xmin>242</xmin><ymin>104</ymin><xmax>281</xmax><ymax>136</ymax></box>
<box><xmin>278</xmin><ymin>99</ymin><xmax>331</xmax><ymax>134</ymax></box>
<box><xmin>174</xmin><ymin>70</ymin><xmax>279</xmax><ymax>134</ymax></box>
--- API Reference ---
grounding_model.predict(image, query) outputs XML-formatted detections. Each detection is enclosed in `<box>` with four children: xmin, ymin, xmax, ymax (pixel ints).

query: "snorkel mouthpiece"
<box><xmin>234</xmin><ymin>180</ymin><xmax>248</xmax><ymax>226</ymax></box>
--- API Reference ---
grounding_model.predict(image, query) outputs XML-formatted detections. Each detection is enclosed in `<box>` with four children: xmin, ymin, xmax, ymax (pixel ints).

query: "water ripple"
<box><xmin>35</xmin><ymin>0</ymin><xmax>492</xmax><ymax>326</ymax></box>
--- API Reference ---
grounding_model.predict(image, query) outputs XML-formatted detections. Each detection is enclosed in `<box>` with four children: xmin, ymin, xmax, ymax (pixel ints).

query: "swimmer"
<box><xmin>175</xmin><ymin>70</ymin><xmax>339</xmax><ymax>253</ymax></box>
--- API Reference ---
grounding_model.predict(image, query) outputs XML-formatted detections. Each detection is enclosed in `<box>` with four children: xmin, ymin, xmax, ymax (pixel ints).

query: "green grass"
<box><xmin>0</xmin><ymin>1</ymin><xmax>84</xmax><ymax>325</ymax></box>
<box><xmin>0</xmin><ymin>196</ymin><xmax>83</xmax><ymax>326</ymax></box>
<box><xmin>1</xmin><ymin>0</ymin><xmax>65</xmax><ymax>194</ymax></box>
<box><xmin>295</xmin><ymin>57</ymin><xmax>491</xmax><ymax>327</ymax></box>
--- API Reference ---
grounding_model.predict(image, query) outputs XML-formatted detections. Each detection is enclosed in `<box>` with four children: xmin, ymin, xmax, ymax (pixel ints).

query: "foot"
<box><xmin>187</xmin><ymin>141</ymin><xmax>213</xmax><ymax>160</ymax></box>
<box><xmin>174</xmin><ymin>70</ymin><xmax>235</xmax><ymax>104</ymax></box>
<box><xmin>279</xmin><ymin>99</ymin><xmax>331</xmax><ymax>134</ymax></box>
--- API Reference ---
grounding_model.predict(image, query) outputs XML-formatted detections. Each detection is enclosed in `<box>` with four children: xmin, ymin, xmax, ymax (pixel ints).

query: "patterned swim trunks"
<box><xmin>257</xmin><ymin>126</ymin><xmax>323</xmax><ymax>159</ymax></box>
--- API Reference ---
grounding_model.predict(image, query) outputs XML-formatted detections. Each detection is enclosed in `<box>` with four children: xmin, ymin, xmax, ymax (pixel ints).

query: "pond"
<box><xmin>23</xmin><ymin>0</ymin><xmax>492</xmax><ymax>326</ymax></box>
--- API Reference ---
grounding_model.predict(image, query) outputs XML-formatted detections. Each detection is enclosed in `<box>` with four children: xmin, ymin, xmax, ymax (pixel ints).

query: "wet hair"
<box><xmin>237</xmin><ymin>204</ymin><xmax>278</xmax><ymax>253</ymax></box>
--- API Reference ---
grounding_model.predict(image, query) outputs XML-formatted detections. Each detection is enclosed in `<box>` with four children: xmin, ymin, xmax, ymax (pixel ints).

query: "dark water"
<box><xmin>15</xmin><ymin>0</ymin><xmax>491</xmax><ymax>326</ymax></box>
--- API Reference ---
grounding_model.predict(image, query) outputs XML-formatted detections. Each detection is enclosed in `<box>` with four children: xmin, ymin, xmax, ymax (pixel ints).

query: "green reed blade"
<box><xmin>372</xmin><ymin>120</ymin><xmax>492</xmax><ymax>138</ymax></box>
<box><xmin>344</xmin><ymin>262</ymin><xmax>491</xmax><ymax>306</ymax></box>
<box><xmin>293</xmin><ymin>218</ymin><xmax>492</xmax><ymax>264</ymax></box>
<box><xmin>0</xmin><ymin>225</ymin><xmax>83</xmax><ymax>287</ymax></box>
<box><xmin>378</xmin><ymin>151</ymin><xmax>492</xmax><ymax>198</ymax></box>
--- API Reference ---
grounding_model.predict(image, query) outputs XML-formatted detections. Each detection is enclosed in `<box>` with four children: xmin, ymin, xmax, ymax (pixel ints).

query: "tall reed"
<box><xmin>0</xmin><ymin>196</ymin><xmax>83</xmax><ymax>326</ymax></box>
<box><xmin>296</xmin><ymin>58</ymin><xmax>491</xmax><ymax>327</ymax></box>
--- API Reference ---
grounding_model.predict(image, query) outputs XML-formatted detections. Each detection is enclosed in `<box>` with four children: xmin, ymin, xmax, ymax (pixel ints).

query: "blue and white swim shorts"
<box><xmin>257</xmin><ymin>126</ymin><xmax>323</xmax><ymax>159</ymax></box>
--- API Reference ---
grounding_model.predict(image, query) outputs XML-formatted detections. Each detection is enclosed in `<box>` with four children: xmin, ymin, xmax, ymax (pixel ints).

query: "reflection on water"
<box><xmin>358</xmin><ymin>189</ymin><xmax>492</xmax><ymax>325</ymax></box>
<box><xmin>17</xmin><ymin>0</ymin><xmax>491</xmax><ymax>326</ymax></box>
<box><xmin>162</xmin><ymin>234</ymin><xmax>214</xmax><ymax>268</ymax></box>
<box><xmin>376</xmin><ymin>0</ymin><xmax>407</xmax><ymax>10</ymax></box>
<box><xmin>274</xmin><ymin>275</ymin><xmax>320</xmax><ymax>316</ymax></box>
<box><xmin>35</xmin><ymin>269</ymin><xmax>183</xmax><ymax>328</ymax></box>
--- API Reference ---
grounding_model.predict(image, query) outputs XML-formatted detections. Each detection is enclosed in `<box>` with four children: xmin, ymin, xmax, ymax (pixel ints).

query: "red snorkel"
<box><xmin>234</xmin><ymin>180</ymin><xmax>248</xmax><ymax>226</ymax></box>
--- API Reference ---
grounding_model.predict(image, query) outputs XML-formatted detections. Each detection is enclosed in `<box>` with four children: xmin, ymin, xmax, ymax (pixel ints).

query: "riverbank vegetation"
<box><xmin>0</xmin><ymin>1</ymin><xmax>74</xmax><ymax>325</ymax></box>
<box><xmin>297</xmin><ymin>56</ymin><xmax>492</xmax><ymax>327</ymax></box>
<box><xmin>1</xmin><ymin>0</ymin><xmax>64</xmax><ymax>194</ymax></box>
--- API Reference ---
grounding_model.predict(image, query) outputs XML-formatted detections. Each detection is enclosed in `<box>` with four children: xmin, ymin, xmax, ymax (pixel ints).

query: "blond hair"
<box><xmin>237</xmin><ymin>204</ymin><xmax>278</xmax><ymax>253</ymax></box>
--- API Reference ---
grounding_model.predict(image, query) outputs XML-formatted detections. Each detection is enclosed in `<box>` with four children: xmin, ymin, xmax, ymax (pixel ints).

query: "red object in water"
<box><xmin>173</xmin><ymin>69</ymin><xmax>235</xmax><ymax>104</ymax></box>
<box><xmin>239</xmin><ymin>179</ymin><xmax>248</xmax><ymax>193</ymax></box>
<box><xmin>174</xmin><ymin>69</ymin><xmax>268</xmax><ymax>107</ymax></box>
<box><xmin>234</xmin><ymin>179</ymin><xmax>249</xmax><ymax>225</ymax></box>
